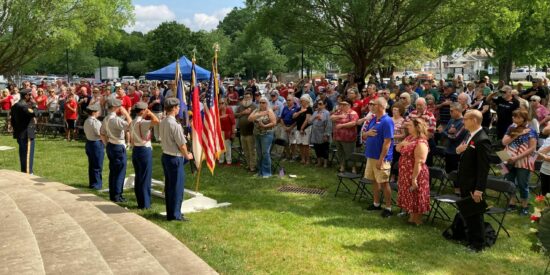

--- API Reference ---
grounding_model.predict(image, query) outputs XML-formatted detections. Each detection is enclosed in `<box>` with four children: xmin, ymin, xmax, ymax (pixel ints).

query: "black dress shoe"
<box><xmin>115</xmin><ymin>197</ymin><xmax>127</xmax><ymax>203</ymax></box>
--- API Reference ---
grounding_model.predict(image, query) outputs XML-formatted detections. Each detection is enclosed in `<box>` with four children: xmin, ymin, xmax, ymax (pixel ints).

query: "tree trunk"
<box><xmin>379</xmin><ymin>65</ymin><xmax>395</xmax><ymax>78</ymax></box>
<box><xmin>498</xmin><ymin>57</ymin><xmax>513</xmax><ymax>85</ymax></box>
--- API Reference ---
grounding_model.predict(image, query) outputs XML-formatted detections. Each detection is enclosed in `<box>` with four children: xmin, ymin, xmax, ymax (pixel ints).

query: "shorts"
<box><xmin>364</xmin><ymin>158</ymin><xmax>391</xmax><ymax>183</ymax></box>
<box><xmin>291</xmin><ymin>127</ymin><xmax>311</xmax><ymax>145</ymax></box>
<box><xmin>65</xmin><ymin>119</ymin><xmax>76</xmax><ymax>129</ymax></box>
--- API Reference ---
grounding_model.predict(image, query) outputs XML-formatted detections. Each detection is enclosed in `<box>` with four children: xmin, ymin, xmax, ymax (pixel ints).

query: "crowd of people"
<box><xmin>6</xmin><ymin>72</ymin><xmax>550</xmax><ymax>250</ymax></box>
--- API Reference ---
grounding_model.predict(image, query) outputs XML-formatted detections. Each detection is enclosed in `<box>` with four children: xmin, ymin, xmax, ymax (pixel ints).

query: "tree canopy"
<box><xmin>0</xmin><ymin>0</ymin><xmax>133</xmax><ymax>75</ymax></box>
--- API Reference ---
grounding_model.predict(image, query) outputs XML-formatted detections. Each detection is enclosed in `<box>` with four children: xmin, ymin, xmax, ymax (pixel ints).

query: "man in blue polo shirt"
<box><xmin>363</xmin><ymin>97</ymin><xmax>394</xmax><ymax>218</ymax></box>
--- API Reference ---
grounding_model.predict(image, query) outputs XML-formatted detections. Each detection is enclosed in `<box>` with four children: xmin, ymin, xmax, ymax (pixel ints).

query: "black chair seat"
<box><xmin>337</xmin><ymin>172</ymin><xmax>362</xmax><ymax>179</ymax></box>
<box><xmin>486</xmin><ymin>207</ymin><xmax>506</xmax><ymax>215</ymax></box>
<box><xmin>435</xmin><ymin>194</ymin><xmax>460</xmax><ymax>202</ymax></box>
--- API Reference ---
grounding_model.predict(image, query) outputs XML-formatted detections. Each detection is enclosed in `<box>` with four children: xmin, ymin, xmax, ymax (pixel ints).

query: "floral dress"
<box><xmin>397</xmin><ymin>136</ymin><xmax>430</xmax><ymax>214</ymax></box>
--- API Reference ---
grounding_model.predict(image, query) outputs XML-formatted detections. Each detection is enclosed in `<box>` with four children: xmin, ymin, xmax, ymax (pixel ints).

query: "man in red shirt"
<box><xmin>361</xmin><ymin>84</ymin><xmax>378</xmax><ymax>114</ymax></box>
<box><xmin>347</xmin><ymin>88</ymin><xmax>363</xmax><ymax>116</ymax></box>
<box><xmin>64</xmin><ymin>93</ymin><xmax>78</xmax><ymax>141</ymax></box>
<box><xmin>127</xmin><ymin>86</ymin><xmax>141</xmax><ymax>106</ymax></box>
<box><xmin>116</xmin><ymin>87</ymin><xmax>132</xmax><ymax>112</ymax></box>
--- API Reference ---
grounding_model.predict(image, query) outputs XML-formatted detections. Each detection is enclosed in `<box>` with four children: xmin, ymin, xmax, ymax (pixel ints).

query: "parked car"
<box><xmin>121</xmin><ymin>76</ymin><xmax>137</xmax><ymax>84</ymax></box>
<box><xmin>510</xmin><ymin>68</ymin><xmax>546</xmax><ymax>81</ymax></box>
<box><xmin>396</xmin><ymin>70</ymin><xmax>418</xmax><ymax>80</ymax></box>
<box><xmin>223</xmin><ymin>77</ymin><xmax>234</xmax><ymax>85</ymax></box>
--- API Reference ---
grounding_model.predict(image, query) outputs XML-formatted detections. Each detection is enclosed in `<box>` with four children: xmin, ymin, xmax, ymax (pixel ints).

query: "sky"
<box><xmin>126</xmin><ymin>0</ymin><xmax>245</xmax><ymax>33</ymax></box>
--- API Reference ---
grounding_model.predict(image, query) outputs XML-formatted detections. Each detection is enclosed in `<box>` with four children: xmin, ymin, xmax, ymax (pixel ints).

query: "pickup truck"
<box><xmin>510</xmin><ymin>68</ymin><xmax>546</xmax><ymax>81</ymax></box>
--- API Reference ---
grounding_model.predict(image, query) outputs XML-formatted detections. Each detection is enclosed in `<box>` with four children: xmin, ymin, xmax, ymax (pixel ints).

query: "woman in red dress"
<box><xmin>395</xmin><ymin>118</ymin><xmax>430</xmax><ymax>225</ymax></box>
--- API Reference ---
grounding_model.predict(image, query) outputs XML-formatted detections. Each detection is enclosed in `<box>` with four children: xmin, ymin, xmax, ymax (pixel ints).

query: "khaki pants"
<box><xmin>241</xmin><ymin>135</ymin><xmax>256</xmax><ymax>170</ymax></box>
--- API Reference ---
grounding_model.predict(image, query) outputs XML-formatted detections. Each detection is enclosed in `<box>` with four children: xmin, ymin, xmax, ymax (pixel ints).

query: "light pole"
<box><xmin>66</xmin><ymin>49</ymin><xmax>70</xmax><ymax>83</ymax></box>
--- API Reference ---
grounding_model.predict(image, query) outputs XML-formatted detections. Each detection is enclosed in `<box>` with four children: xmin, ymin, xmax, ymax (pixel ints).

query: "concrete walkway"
<box><xmin>0</xmin><ymin>170</ymin><xmax>217</xmax><ymax>275</ymax></box>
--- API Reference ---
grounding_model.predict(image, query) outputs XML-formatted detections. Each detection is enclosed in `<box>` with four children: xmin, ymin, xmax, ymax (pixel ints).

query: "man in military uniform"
<box><xmin>83</xmin><ymin>104</ymin><xmax>104</xmax><ymax>190</ymax></box>
<box><xmin>11</xmin><ymin>89</ymin><xmax>37</xmax><ymax>174</ymax></box>
<box><xmin>130</xmin><ymin>102</ymin><xmax>159</xmax><ymax>209</ymax></box>
<box><xmin>100</xmin><ymin>97</ymin><xmax>132</xmax><ymax>202</ymax></box>
<box><xmin>160</xmin><ymin>98</ymin><xmax>193</xmax><ymax>221</ymax></box>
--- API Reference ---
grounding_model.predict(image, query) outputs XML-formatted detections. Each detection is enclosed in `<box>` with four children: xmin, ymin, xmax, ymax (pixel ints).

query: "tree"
<box><xmin>0</xmin><ymin>0</ymin><xmax>133</xmax><ymax>75</ymax></box>
<box><xmin>254</xmin><ymin>0</ymin><xmax>485</xmax><ymax>79</ymax></box>
<box><xmin>217</xmin><ymin>7</ymin><xmax>253</xmax><ymax>41</ymax></box>
<box><xmin>99</xmin><ymin>31</ymin><xmax>148</xmax><ymax>76</ymax></box>
<box><xmin>145</xmin><ymin>21</ymin><xmax>194</xmax><ymax>70</ymax></box>
<box><xmin>470</xmin><ymin>0</ymin><xmax>550</xmax><ymax>83</ymax></box>
<box><xmin>226</xmin><ymin>31</ymin><xmax>287</xmax><ymax>79</ymax></box>
<box><xmin>192</xmin><ymin>30</ymin><xmax>231</xmax><ymax>76</ymax></box>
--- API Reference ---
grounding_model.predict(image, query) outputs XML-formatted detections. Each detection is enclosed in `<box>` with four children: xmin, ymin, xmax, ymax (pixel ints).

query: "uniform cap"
<box><xmin>134</xmin><ymin>102</ymin><xmax>148</xmax><ymax>110</ymax></box>
<box><xmin>106</xmin><ymin>97</ymin><xmax>122</xmax><ymax>108</ymax></box>
<box><xmin>164</xmin><ymin>97</ymin><xmax>180</xmax><ymax>108</ymax></box>
<box><xmin>86</xmin><ymin>104</ymin><xmax>100</xmax><ymax>112</ymax></box>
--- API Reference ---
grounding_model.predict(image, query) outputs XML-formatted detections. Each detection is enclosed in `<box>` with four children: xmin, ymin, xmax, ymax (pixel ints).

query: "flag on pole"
<box><xmin>174</xmin><ymin>60</ymin><xmax>187</xmax><ymax>120</ymax></box>
<box><xmin>190</xmin><ymin>56</ymin><xmax>204</xmax><ymax>170</ymax></box>
<box><xmin>212</xmin><ymin>46</ymin><xmax>226</xmax><ymax>157</ymax></box>
<box><xmin>202</xmin><ymin>72</ymin><xmax>219</xmax><ymax>173</ymax></box>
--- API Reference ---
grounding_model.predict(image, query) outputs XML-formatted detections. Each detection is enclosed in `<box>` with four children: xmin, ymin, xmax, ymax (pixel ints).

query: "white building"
<box><xmin>423</xmin><ymin>50</ymin><xmax>493</xmax><ymax>80</ymax></box>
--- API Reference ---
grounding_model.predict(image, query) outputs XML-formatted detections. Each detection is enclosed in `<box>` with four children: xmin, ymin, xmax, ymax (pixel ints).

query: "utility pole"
<box><xmin>98</xmin><ymin>40</ymin><xmax>102</xmax><ymax>82</ymax></box>
<box><xmin>301</xmin><ymin>46</ymin><xmax>304</xmax><ymax>79</ymax></box>
<box><xmin>66</xmin><ymin>49</ymin><xmax>70</xmax><ymax>83</ymax></box>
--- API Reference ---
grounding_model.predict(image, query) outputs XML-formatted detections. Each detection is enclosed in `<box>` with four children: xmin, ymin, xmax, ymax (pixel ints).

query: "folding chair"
<box><xmin>428</xmin><ymin>168</ymin><xmax>461</xmax><ymax>224</ymax></box>
<box><xmin>271</xmin><ymin>138</ymin><xmax>288</xmax><ymax>173</ymax></box>
<box><xmin>335</xmin><ymin>172</ymin><xmax>362</xmax><ymax>198</ymax></box>
<box><xmin>433</xmin><ymin>145</ymin><xmax>446</xmax><ymax>167</ymax></box>
<box><xmin>488</xmin><ymin>154</ymin><xmax>502</xmax><ymax>176</ymax></box>
<box><xmin>356</xmin><ymin>178</ymin><xmax>374</xmax><ymax>201</ymax></box>
<box><xmin>485</xmin><ymin>177</ymin><xmax>516</xmax><ymax>238</ymax></box>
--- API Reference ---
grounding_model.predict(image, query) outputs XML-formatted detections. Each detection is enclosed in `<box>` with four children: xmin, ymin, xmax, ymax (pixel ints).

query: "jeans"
<box><xmin>255</xmin><ymin>132</ymin><xmax>274</xmax><ymax>176</ymax></box>
<box><xmin>219</xmin><ymin>139</ymin><xmax>232</xmax><ymax>164</ymax></box>
<box><xmin>506</xmin><ymin>167</ymin><xmax>531</xmax><ymax>200</ymax></box>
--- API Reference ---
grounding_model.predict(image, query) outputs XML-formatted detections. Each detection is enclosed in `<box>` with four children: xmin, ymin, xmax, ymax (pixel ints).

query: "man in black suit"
<box><xmin>456</xmin><ymin>109</ymin><xmax>491</xmax><ymax>251</ymax></box>
<box><xmin>11</xmin><ymin>89</ymin><xmax>37</xmax><ymax>174</ymax></box>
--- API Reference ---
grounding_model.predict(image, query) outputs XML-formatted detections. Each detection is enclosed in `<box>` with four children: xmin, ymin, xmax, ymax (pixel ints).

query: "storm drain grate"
<box><xmin>277</xmin><ymin>185</ymin><xmax>326</xmax><ymax>195</ymax></box>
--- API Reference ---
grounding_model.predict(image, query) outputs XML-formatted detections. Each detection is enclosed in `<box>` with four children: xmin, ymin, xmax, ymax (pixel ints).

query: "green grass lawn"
<box><xmin>0</xmin><ymin>134</ymin><xmax>548</xmax><ymax>274</ymax></box>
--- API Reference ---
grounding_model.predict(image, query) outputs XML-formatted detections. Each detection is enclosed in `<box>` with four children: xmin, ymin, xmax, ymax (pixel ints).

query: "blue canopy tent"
<box><xmin>145</xmin><ymin>56</ymin><xmax>211</xmax><ymax>81</ymax></box>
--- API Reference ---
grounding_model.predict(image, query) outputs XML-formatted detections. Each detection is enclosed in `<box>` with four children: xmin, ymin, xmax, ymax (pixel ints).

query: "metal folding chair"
<box><xmin>485</xmin><ymin>177</ymin><xmax>516</xmax><ymax>238</ymax></box>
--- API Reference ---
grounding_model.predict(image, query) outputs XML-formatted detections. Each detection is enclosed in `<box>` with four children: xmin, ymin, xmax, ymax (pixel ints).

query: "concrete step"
<box><xmin>0</xmin><ymin>191</ymin><xmax>45</xmax><ymax>275</ymax></box>
<box><xmin>0</xmin><ymin>184</ymin><xmax>112</xmax><ymax>274</ymax></box>
<box><xmin>0</xmin><ymin>170</ymin><xmax>218</xmax><ymax>275</ymax></box>
<box><xmin>30</xmin><ymin>179</ymin><xmax>169</xmax><ymax>274</ymax></box>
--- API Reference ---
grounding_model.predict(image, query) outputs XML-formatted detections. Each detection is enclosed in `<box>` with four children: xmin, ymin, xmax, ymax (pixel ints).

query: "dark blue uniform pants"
<box><xmin>85</xmin><ymin>140</ymin><xmax>104</xmax><ymax>190</ymax></box>
<box><xmin>132</xmin><ymin>146</ymin><xmax>152</xmax><ymax>209</ymax></box>
<box><xmin>17</xmin><ymin>137</ymin><xmax>34</xmax><ymax>174</ymax></box>
<box><xmin>106</xmin><ymin>143</ymin><xmax>126</xmax><ymax>202</ymax></box>
<box><xmin>162</xmin><ymin>153</ymin><xmax>185</xmax><ymax>220</ymax></box>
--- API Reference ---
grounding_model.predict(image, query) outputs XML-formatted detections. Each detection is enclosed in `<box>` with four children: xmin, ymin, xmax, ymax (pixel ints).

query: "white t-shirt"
<box><xmin>540</xmin><ymin>137</ymin><xmax>550</xmax><ymax>175</ymax></box>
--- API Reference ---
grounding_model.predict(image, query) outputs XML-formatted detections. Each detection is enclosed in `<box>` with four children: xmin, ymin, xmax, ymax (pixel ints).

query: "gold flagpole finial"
<box><xmin>213</xmin><ymin>43</ymin><xmax>220</xmax><ymax>53</ymax></box>
<box><xmin>192</xmin><ymin>47</ymin><xmax>197</xmax><ymax>62</ymax></box>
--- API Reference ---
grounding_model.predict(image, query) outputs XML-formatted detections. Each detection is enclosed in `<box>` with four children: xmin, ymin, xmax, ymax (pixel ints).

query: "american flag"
<box><xmin>202</xmin><ymin>70</ymin><xmax>225</xmax><ymax>174</ymax></box>
<box><xmin>506</xmin><ymin>126</ymin><xmax>537</xmax><ymax>171</ymax></box>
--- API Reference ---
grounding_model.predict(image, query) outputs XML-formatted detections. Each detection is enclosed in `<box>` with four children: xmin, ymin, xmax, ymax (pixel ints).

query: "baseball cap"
<box><xmin>106</xmin><ymin>97</ymin><xmax>122</xmax><ymax>108</ymax></box>
<box><xmin>134</xmin><ymin>102</ymin><xmax>148</xmax><ymax>110</ymax></box>
<box><xmin>164</xmin><ymin>97</ymin><xmax>180</xmax><ymax>108</ymax></box>
<box><xmin>115</xmin><ymin>82</ymin><xmax>121</xmax><ymax>87</ymax></box>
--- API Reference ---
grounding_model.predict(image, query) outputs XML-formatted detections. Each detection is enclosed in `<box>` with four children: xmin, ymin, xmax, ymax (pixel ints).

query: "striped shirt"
<box><xmin>406</xmin><ymin>109</ymin><xmax>437</xmax><ymax>134</ymax></box>
<box><xmin>505</xmin><ymin>124</ymin><xmax>537</xmax><ymax>171</ymax></box>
